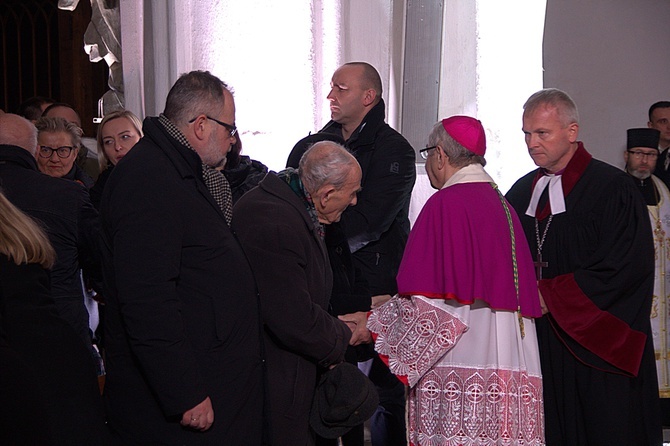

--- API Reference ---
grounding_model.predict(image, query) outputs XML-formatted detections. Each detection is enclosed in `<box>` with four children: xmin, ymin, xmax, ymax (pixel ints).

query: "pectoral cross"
<box><xmin>534</xmin><ymin>252</ymin><xmax>548</xmax><ymax>280</ymax></box>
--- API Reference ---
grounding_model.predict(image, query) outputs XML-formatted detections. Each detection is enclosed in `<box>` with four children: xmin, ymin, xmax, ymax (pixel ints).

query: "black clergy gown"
<box><xmin>506</xmin><ymin>144</ymin><xmax>662</xmax><ymax>446</ymax></box>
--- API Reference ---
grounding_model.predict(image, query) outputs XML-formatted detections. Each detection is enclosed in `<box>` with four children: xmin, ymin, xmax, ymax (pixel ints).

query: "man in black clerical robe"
<box><xmin>506</xmin><ymin>88</ymin><xmax>662</xmax><ymax>446</ymax></box>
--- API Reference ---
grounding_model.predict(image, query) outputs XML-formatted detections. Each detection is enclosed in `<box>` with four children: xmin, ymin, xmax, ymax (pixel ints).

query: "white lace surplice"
<box><xmin>368</xmin><ymin>295</ymin><xmax>544</xmax><ymax>446</ymax></box>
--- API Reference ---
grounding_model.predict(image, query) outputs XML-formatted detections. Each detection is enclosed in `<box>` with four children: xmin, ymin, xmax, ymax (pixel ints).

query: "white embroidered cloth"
<box><xmin>368</xmin><ymin>296</ymin><xmax>544</xmax><ymax>446</ymax></box>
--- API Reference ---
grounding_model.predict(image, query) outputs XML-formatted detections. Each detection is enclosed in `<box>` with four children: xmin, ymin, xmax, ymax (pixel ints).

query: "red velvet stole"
<box><xmin>535</xmin><ymin>143</ymin><xmax>646</xmax><ymax>376</ymax></box>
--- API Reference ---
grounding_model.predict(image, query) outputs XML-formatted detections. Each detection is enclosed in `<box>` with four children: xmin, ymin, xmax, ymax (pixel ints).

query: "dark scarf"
<box><xmin>277</xmin><ymin>168</ymin><xmax>324</xmax><ymax>239</ymax></box>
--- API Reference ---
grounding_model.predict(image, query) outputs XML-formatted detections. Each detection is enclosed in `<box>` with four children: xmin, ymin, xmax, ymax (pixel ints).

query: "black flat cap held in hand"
<box><xmin>310</xmin><ymin>362</ymin><xmax>380</xmax><ymax>439</ymax></box>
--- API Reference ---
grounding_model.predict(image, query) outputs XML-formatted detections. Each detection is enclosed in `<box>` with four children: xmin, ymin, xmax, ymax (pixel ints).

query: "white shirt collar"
<box><xmin>442</xmin><ymin>163</ymin><xmax>494</xmax><ymax>189</ymax></box>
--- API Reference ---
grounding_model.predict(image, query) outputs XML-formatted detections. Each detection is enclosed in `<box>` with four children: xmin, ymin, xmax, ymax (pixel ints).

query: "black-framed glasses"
<box><xmin>188</xmin><ymin>115</ymin><xmax>237</xmax><ymax>137</ymax></box>
<box><xmin>420</xmin><ymin>146</ymin><xmax>437</xmax><ymax>160</ymax></box>
<box><xmin>38</xmin><ymin>145</ymin><xmax>75</xmax><ymax>159</ymax></box>
<box><xmin>627</xmin><ymin>150</ymin><xmax>658</xmax><ymax>159</ymax></box>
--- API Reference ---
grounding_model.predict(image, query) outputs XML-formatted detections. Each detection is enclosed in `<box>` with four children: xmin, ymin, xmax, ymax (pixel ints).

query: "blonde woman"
<box><xmin>0</xmin><ymin>191</ymin><xmax>107</xmax><ymax>444</ymax></box>
<box><xmin>89</xmin><ymin>109</ymin><xmax>143</xmax><ymax>209</ymax></box>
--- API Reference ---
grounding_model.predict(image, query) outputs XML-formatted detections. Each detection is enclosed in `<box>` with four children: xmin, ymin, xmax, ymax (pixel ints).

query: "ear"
<box><xmin>623</xmin><ymin>150</ymin><xmax>629</xmax><ymax>164</ymax></box>
<box><xmin>191</xmin><ymin>114</ymin><xmax>208</xmax><ymax>141</ymax></box>
<box><xmin>648</xmin><ymin>121</ymin><xmax>654</xmax><ymax>129</ymax></box>
<box><xmin>362</xmin><ymin>89</ymin><xmax>376</xmax><ymax>107</ymax></box>
<box><xmin>320</xmin><ymin>184</ymin><xmax>336</xmax><ymax>205</ymax></box>
<box><xmin>435</xmin><ymin>145</ymin><xmax>447</xmax><ymax>169</ymax></box>
<box><xmin>566</xmin><ymin>122</ymin><xmax>579</xmax><ymax>143</ymax></box>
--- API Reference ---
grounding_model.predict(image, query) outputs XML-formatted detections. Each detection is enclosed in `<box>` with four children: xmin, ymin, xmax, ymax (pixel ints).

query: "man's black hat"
<box><xmin>627</xmin><ymin>128</ymin><xmax>661</xmax><ymax>150</ymax></box>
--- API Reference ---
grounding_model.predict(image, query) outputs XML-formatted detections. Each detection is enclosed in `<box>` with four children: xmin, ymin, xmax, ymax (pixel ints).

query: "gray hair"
<box><xmin>35</xmin><ymin>116</ymin><xmax>83</xmax><ymax>148</ymax></box>
<box><xmin>163</xmin><ymin>70</ymin><xmax>230</xmax><ymax>127</ymax></box>
<box><xmin>299</xmin><ymin>141</ymin><xmax>359</xmax><ymax>193</ymax></box>
<box><xmin>523</xmin><ymin>88</ymin><xmax>579</xmax><ymax>127</ymax></box>
<box><xmin>428</xmin><ymin>121</ymin><xmax>486</xmax><ymax>168</ymax></box>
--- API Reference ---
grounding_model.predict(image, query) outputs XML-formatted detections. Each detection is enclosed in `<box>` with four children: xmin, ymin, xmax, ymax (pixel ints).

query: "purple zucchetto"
<box><xmin>441</xmin><ymin>116</ymin><xmax>487</xmax><ymax>156</ymax></box>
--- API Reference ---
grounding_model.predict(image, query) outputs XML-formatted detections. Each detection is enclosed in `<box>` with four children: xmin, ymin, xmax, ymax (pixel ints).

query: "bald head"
<box><xmin>0</xmin><ymin>113</ymin><xmax>38</xmax><ymax>156</ymax></box>
<box><xmin>343</xmin><ymin>62</ymin><xmax>383</xmax><ymax>100</ymax></box>
<box><xmin>42</xmin><ymin>103</ymin><xmax>82</xmax><ymax>128</ymax></box>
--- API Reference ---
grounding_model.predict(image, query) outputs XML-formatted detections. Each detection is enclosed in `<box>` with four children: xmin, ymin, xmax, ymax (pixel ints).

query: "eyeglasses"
<box><xmin>188</xmin><ymin>115</ymin><xmax>237</xmax><ymax>137</ymax></box>
<box><xmin>38</xmin><ymin>145</ymin><xmax>75</xmax><ymax>159</ymax></box>
<box><xmin>420</xmin><ymin>146</ymin><xmax>437</xmax><ymax>160</ymax></box>
<box><xmin>627</xmin><ymin>150</ymin><xmax>658</xmax><ymax>159</ymax></box>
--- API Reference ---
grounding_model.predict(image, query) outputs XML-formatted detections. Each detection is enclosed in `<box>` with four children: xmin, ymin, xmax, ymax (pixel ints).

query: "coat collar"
<box><xmin>532</xmin><ymin>142</ymin><xmax>592</xmax><ymax>221</ymax></box>
<box><xmin>141</xmin><ymin>116</ymin><xmax>228</xmax><ymax>222</ymax></box>
<box><xmin>259</xmin><ymin>172</ymin><xmax>329</xmax><ymax>258</ymax></box>
<box><xmin>0</xmin><ymin>145</ymin><xmax>40</xmax><ymax>171</ymax></box>
<box><xmin>320</xmin><ymin>99</ymin><xmax>387</xmax><ymax>150</ymax></box>
<box><xmin>142</xmin><ymin>117</ymin><xmax>203</xmax><ymax>180</ymax></box>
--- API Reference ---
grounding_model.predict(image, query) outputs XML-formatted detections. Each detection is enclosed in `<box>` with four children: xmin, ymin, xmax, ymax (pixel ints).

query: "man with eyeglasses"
<box><xmin>342</xmin><ymin>116</ymin><xmax>545</xmax><ymax>445</ymax></box>
<box><xmin>99</xmin><ymin>70</ymin><xmax>264</xmax><ymax>444</ymax></box>
<box><xmin>625</xmin><ymin>128</ymin><xmax>663</xmax><ymax>202</ymax></box>
<box><xmin>624</xmin><ymin>127</ymin><xmax>670</xmax><ymax>429</ymax></box>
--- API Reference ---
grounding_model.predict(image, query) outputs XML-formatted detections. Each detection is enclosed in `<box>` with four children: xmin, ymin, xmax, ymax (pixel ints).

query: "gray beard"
<box><xmin>627</xmin><ymin>168</ymin><xmax>652</xmax><ymax>181</ymax></box>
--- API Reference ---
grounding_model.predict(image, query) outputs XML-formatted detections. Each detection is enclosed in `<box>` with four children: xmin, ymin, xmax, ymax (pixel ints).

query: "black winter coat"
<box><xmin>0</xmin><ymin>258</ymin><xmax>107</xmax><ymax>445</ymax></box>
<box><xmin>234</xmin><ymin>173</ymin><xmax>351</xmax><ymax>446</ymax></box>
<box><xmin>100</xmin><ymin>117</ymin><xmax>264</xmax><ymax>445</ymax></box>
<box><xmin>320</xmin><ymin>99</ymin><xmax>416</xmax><ymax>295</ymax></box>
<box><xmin>0</xmin><ymin>145</ymin><xmax>100</xmax><ymax>344</ymax></box>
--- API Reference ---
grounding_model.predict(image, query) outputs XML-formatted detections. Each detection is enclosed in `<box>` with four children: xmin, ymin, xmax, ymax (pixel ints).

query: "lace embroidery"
<box><xmin>369</xmin><ymin>296</ymin><xmax>544</xmax><ymax>445</ymax></box>
<box><xmin>368</xmin><ymin>296</ymin><xmax>468</xmax><ymax>387</ymax></box>
<box><xmin>408</xmin><ymin>366</ymin><xmax>544</xmax><ymax>446</ymax></box>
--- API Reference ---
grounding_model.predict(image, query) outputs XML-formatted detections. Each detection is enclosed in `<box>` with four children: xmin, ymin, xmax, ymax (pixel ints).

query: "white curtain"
<box><xmin>117</xmin><ymin>0</ymin><xmax>406</xmax><ymax>171</ymax></box>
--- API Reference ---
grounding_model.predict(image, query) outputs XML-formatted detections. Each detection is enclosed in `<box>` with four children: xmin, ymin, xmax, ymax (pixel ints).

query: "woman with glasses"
<box><xmin>35</xmin><ymin>115</ymin><xmax>103</xmax><ymax>376</ymax></box>
<box><xmin>35</xmin><ymin>116</ymin><xmax>94</xmax><ymax>188</ymax></box>
<box><xmin>89</xmin><ymin>110</ymin><xmax>143</xmax><ymax>209</ymax></box>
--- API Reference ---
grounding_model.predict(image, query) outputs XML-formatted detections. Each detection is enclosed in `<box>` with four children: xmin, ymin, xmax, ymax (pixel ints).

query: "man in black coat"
<box><xmin>100</xmin><ymin>71</ymin><xmax>264</xmax><ymax>445</ymax></box>
<box><xmin>319</xmin><ymin>62</ymin><xmax>416</xmax><ymax>446</ymax></box>
<box><xmin>0</xmin><ymin>113</ymin><xmax>100</xmax><ymax>347</ymax></box>
<box><xmin>0</xmin><ymin>113</ymin><xmax>107</xmax><ymax>445</ymax></box>
<box><xmin>234</xmin><ymin>141</ymin><xmax>358</xmax><ymax>445</ymax></box>
<box><xmin>650</xmin><ymin>101</ymin><xmax>670</xmax><ymax>188</ymax></box>
<box><xmin>320</xmin><ymin>62</ymin><xmax>415</xmax><ymax>298</ymax></box>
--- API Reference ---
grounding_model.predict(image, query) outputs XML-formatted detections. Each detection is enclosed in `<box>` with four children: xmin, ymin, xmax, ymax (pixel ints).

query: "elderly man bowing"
<box><xmin>234</xmin><ymin>141</ymin><xmax>361</xmax><ymax>446</ymax></box>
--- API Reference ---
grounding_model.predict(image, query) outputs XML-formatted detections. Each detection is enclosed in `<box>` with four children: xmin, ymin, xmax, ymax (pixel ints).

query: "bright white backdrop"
<box><xmin>117</xmin><ymin>0</ymin><xmax>545</xmax><ymax>222</ymax></box>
